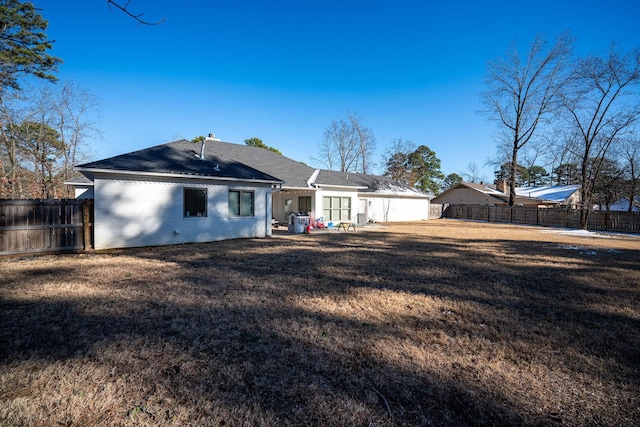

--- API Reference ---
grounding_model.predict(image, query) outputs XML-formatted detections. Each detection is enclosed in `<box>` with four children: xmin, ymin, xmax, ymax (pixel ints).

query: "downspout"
<box><xmin>265</xmin><ymin>183</ymin><xmax>282</xmax><ymax>237</ymax></box>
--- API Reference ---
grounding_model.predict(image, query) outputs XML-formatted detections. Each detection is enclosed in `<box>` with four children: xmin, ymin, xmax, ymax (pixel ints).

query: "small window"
<box><xmin>184</xmin><ymin>188</ymin><xmax>207</xmax><ymax>217</ymax></box>
<box><xmin>229</xmin><ymin>190</ymin><xmax>254</xmax><ymax>217</ymax></box>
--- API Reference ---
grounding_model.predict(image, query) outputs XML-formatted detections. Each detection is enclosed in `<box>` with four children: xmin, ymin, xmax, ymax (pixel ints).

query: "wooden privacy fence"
<box><xmin>0</xmin><ymin>199</ymin><xmax>93</xmax><ymax>256</ymax></box>
<box><xmin>441</xmin><ymin>204</ymin><xmax>640</xmax><ymax>234</ymax></box>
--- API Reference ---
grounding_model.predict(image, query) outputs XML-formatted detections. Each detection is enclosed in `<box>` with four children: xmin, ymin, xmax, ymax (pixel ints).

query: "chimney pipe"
<box><xmin>199</xmin><ymin>139</ymin><xmax>206</xmax><ymax>160</ymax></box>
<box><xmin>199</xmin><ymin>133</ymin><xmax>221</xmax><ymax>160</ymax></box>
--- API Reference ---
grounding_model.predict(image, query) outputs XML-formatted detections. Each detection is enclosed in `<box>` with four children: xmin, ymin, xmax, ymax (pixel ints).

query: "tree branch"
<box><xmin>107</xmin><ymin>0</ymin><xmax>165</xmax><ymax>26</ymax></box>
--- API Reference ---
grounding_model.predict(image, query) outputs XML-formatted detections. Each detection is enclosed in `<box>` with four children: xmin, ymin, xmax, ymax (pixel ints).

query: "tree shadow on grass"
<box><xmin>0</xmin><ymin>294</ymin><xmax>528</xmax><ymax>425</ymax></box>
<box><xmin>1</xmin><ymin>230</ymin><xmax>639</xmax><ymax>426</ymax></box>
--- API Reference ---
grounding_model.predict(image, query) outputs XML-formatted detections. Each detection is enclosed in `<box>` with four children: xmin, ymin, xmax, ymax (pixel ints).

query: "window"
<box><xmin>323</xmin><ymin>196</ymin><xmax>351</xmax><ymax>221</ymax></box>
<box><xmin>184</xmin><ymin>188</ymin><xmax>207</xmax><ymax>217</ymax></box>
<box><xmin>229</xmin><ymin>190</ymin><xmax>254</xmax><ymax>217</ymax></box>
<box><xmin>298</xmin><ymin>196</ymin><xmax>312</xmax><ymax>212</ymax></box>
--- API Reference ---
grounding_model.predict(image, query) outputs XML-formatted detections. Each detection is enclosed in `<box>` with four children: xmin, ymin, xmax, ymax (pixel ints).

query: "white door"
<box><xmin>358</xmin><ymin>198</ymin><xmax>368</xmax><ymax>225</ymax></box>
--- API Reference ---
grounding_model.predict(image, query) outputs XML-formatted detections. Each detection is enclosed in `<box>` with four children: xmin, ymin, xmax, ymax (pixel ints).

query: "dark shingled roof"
<box><xmin>315</xmin><ymin>170</ymin><xmax>426</xmax><ymax>196</ymax></box>
<box><xmin>76</xmin><ymin>139</ymin><xmax>429</xmax><ymax>197</ymax></box>
<box><xmin>201</xmin><ymin>140</ymin><xmax>316</xmax><ymax>188</ymax></box>
<box><xmin>76</xmin><ymin>139</ymin><xmax>282</xmax><ymax>183</ymax></box>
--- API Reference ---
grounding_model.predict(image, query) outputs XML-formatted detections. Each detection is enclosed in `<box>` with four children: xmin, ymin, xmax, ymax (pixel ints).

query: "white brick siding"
<box><xmin>93</xmin><ymin>175</ymin><xmax>271</xmax><ymax>249</ymax></box>
<box><xmin>366</xmin><ymin>195</ymin><xmax>430</xmax><ymax>222</ymax></box>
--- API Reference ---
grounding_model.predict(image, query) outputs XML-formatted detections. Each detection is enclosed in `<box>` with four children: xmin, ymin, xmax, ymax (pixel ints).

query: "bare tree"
<box><xmin>0</xmin><ymin>82</ymin><xmax>99</xmax><ymax>198</ymax></box>
<box><xmin>348</xmin><ymin>112</ymin><xmax>376</xmax><ymax>174</ymax></box>
<box><xmin>52</xmin><ymin>82</ymin><xmax>100</xmax><ymax>196</ymax></box>
<box><xmin>107</xmin><ymin>1</ymin><xmax>165</xmax><ymax>25</ymax></box>
<box><xmin>481</xmin><ymin>32</ymin><xmax>574</xmax><ymax>205</ymax></box>
<box><xmin>315</xmin><ymin>112</ymin><xmax>375</xmax><ymax>173</ymax></box>
<box><xmin>315</xmin><ymin>117</ymin><xmax>351</xmax><ymax>171</ymax></box>
<box><xmin>562</xmin><ymin>44</ymin><xmax>640</xmax><ymax>228</ymax></box>
<box><xmin>462</xmin><ymin>162</ymin><xmax>486</xmax><ymax>183</ymax></box>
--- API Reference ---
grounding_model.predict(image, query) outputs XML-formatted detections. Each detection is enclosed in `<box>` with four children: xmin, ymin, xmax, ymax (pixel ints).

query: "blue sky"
<box><xmin>35</xmin><ymin>0</ymin><xmax>639</xmax><ymax>180</ymax></box>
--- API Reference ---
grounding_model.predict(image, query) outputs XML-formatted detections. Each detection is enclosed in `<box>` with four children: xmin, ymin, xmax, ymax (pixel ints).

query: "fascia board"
<box><xmin>358</xmin><ymin>191</ymin><xmax>432</xmax><ymax>199</ymax></box>
<box><xmin>75</xmin><ymin>167</ymin><xmax>283</xmax><ymax>185</ymax></box>
<box><xmin>313</xmin><ymin>184</ymin><xmax>368</xmax><ymax>190</ymax></box>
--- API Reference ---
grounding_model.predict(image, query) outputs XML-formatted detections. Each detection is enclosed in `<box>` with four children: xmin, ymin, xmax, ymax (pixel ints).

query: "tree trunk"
<box><xmin>628</xmin><ymin>163</ymin><xmax>637</xmax><ymax>213</ymax></box>
<box><xmin>509</xmin><ymin>142</ymin><xmax>518</xmax><ymax>206</ymax></box>
<box><xmin>579</xmin><ymin>160</ymin><xmax>591</xmax><ymax>230</ymax></box>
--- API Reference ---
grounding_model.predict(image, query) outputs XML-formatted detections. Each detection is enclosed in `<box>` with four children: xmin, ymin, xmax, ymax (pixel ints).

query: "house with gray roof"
<box><xmin>178</xmin><ymin>139</ymin><xmax>431</xmax><ymax>225</ymax></box>
<box><xmin>516</xmin><ymin>185</ymin><xmax>581</xmax><ymax>207</ymax></box>
<box><xmin>432</xmin><ymin>182</ymin><xmax>581</xmax><ymax>207</ymax></box>
<box><xmin>69</xmin><ymin>138</ymin><xmax>431</xmax><ymax>249</ymax></box>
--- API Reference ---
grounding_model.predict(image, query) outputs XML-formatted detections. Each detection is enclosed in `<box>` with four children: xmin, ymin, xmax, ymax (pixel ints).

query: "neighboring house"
<box><xmin>515</xmin><ymin>185</ymin><xmax>581</xmax><ymax>208</ymax></box>
<box><xmin>432</xmin><ymin>182</ymin><xmax>535</xmax><ymax>206</ymax></box>
<box><xmin>432</xmin><ymin>182</ymin><xmax>581</xmax><ymax>207</ymax></box>
<box><xmin>69</xmin><ymin>138</ymin><xmax>431</xmax><ymax>249</ymax></box>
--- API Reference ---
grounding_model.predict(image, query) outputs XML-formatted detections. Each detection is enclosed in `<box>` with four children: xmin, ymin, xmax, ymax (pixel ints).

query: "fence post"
<box><xmin>83</xmin><ymin>199</ymin><xmax>92</xmax><ymax>250</ymax></box>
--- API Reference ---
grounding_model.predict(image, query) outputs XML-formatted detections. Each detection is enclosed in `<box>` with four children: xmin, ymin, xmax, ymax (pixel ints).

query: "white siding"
<box><xmin>314</xmin><ymin>190</ymin><xmax>359</xmax><ymax>224</ymax></box>
<box><xmin>93</xmin><ymin>175</ymin><xmax>271</xmax><ymax>249</ymax></box>
<box><xmin>74</xmin><ymin>186</ymin><xmax>94</xmax><ymax>199</ymax></box>
<box><xmin>366</xmin><ymin>195</ymin><xmax>430</xmax><ymax>222</ymax></box>
<box><xmin>274</xmin><ymin>189</ymin><xmax>430</xmax><ymax>224</ymax></box>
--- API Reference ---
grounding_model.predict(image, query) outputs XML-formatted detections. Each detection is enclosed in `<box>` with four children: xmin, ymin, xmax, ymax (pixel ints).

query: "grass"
<box><xmin>1</xmin><ymin>219</ymin><xmax>639</xmax><ymax>426</ymax></box>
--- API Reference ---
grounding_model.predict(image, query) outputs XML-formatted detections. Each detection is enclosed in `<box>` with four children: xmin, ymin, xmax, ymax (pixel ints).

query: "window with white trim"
<box><xmin>323</xmin><ymin>196</ymin><xmax>351</xmax><ymax>221</ymax></box>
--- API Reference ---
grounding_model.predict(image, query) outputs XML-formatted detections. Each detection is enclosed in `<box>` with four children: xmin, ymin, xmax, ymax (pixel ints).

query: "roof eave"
<box><xmin>313</xmin><ymin>184</ymin><xmax>368</xmax><ymax>190</ymax></box>
<box><xmin>358</xmin><ymin>191</ymin><xmax>432</xmax><ymax>199</ymax></box>
<box><xmin>282</xmin><ymin>185</ymin><xmax>319</xmax><ymax>191</ymax></box>
<box><xmin>64</xmin><ymin>180</ymin><xmax>94</xmax><ymax>186</ymax></box>
<box><xmin>75</xmin><ymin>167</ymin><xmax>283</xmax><ymax>185</ymax></box>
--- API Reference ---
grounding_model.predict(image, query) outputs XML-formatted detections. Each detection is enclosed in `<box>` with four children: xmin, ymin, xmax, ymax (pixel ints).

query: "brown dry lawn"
<box><xmin>1</xmin><ymin>219</ymin><xmax>639</xmax><ymax>426</ymax></box>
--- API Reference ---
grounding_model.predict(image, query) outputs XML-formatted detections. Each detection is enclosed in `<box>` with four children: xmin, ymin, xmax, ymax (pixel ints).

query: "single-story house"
<box><xmin>432</xmin><ymin>182</ymin><xmax>581</xmax><ymax>207</ymax></box>
<box><xmin>68</xmin><ymin>138</ymin><xmax>431</xmax><ymax>249</ymax></box>
<box><xmin>516</xmin><ymin>185</ymin><xmax>581</xmax><ymax>208</ymax></box>
<box><xmin>432</xmin><ymin>182</ymin><xmax>536</xmax><ymax>206</ymax></box>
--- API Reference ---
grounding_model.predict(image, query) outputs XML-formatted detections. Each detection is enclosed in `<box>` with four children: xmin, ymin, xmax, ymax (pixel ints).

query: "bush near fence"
<box><xmin>0</xmin><ymin>199</ymin><xmax>93</xmax><ymax>256</ymax></box>
<box><xmin>440</xmin><ymin>204</ymin><xmax>640</xmax><ymax>234</ymax></box>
